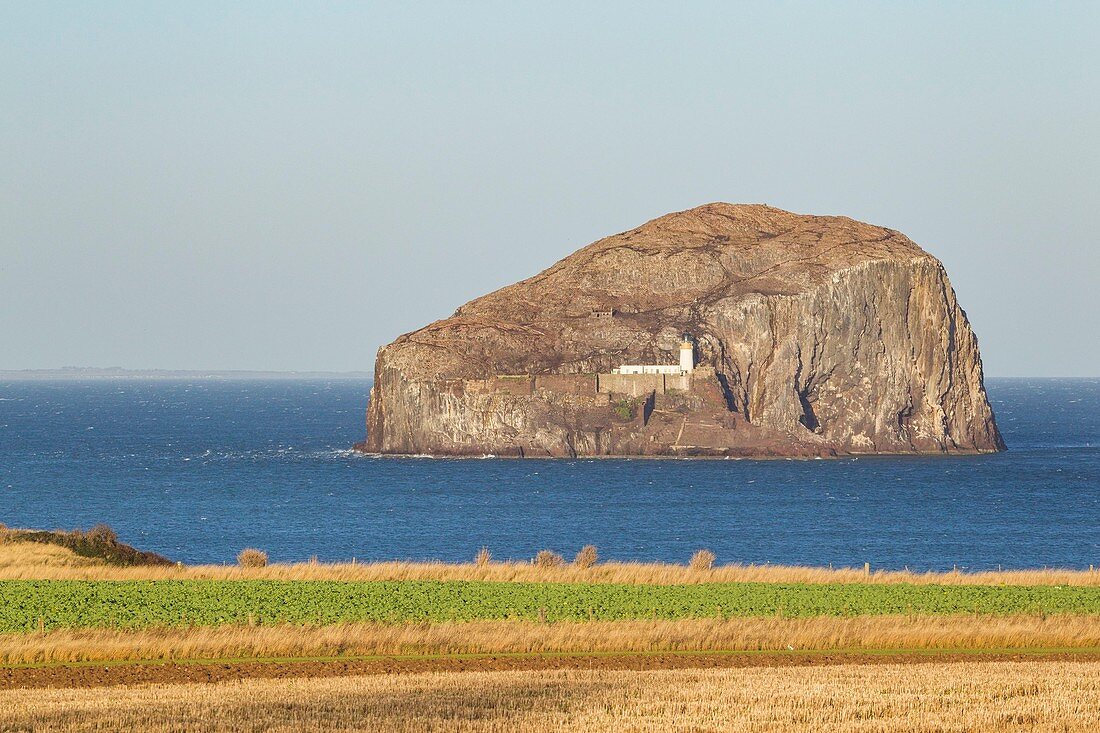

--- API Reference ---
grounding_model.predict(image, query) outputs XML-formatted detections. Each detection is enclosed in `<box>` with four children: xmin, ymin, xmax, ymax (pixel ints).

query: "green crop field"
<box><xmin>2</xmin><ymin>580</ymin><xmax>1098</xmax><ymax>632</ymax></box>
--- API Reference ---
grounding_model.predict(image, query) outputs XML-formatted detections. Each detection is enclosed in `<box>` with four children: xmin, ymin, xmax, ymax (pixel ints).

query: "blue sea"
<box><xmin>0</xmin><ymin>378</ymin><xmax>1096</xmax><ymax>571</ymax></box>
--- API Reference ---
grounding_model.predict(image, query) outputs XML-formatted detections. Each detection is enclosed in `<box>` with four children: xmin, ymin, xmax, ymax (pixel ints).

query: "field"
<box><xmin>3</xmin><ymin>660</ymin><xmax>1099</xmax><ymax>731</ymax></box>
<box><xmin>2</xmin><ymin>536</ymin><xmax>1098</xmax><ymax>729</ymax></box>
<box><xmin>3</xmin><ymin>579</ymin><xmax>1100</xmax><ymax>633</ymax></box>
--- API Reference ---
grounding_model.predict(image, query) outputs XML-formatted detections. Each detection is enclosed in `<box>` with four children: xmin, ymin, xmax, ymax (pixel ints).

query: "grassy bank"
<box><xmin>3</xmin><ymin>527</ymin><xmax>1098</xmax><ymax>586</ymax></box>
<box><xmin>2</xmin><ymin>548</ymin><xmax>1098</xmax><ymax>588</ymax></box>
<box><xmin>3</xmin><ymin>579</ymin><xmax>1100</xmax><ymax>632</ymax></box>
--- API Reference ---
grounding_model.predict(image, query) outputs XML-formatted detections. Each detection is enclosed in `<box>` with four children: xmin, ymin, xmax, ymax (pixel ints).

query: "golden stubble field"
<box><xmin>2</xmin><ymin>659</ymin><xmax>1098</xmax><ymax>732</ymax></box>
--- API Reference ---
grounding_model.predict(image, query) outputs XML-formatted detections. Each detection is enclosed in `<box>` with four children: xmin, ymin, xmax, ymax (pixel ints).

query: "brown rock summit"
<box><xmin>363</xmin><ymin>203</ymin><xmax>1004</xmax><ymax>457</ymax></box>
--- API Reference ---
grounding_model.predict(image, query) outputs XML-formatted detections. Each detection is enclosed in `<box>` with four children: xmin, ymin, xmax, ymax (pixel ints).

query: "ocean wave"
<box><xmin>174</xmin><ymin>446</ymin><xmax>388</xmax><ymax>464</ymax></box>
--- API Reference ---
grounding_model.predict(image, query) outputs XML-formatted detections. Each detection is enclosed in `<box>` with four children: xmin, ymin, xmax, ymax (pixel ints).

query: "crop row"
<box><xmin>1</xmin><ymin>580</ymin><xmax>1098</xmax><ymax>632</ymax></box>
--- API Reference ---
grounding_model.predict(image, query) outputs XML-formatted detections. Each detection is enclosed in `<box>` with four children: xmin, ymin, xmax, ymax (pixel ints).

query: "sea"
<box><xmin>0</xmin><ymin>378</ymin><xmax>1096</xmax><ymax>571</ymax></box>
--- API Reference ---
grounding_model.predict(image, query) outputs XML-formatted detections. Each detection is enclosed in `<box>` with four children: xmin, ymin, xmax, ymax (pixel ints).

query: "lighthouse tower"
<box><xmin>679</xmin><ymin>333</ymin><xmax>695</xmax><ymax>374</ymax></box>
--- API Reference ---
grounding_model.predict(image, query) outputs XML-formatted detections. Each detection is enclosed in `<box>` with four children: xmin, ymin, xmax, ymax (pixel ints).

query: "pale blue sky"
<box><xmin>2</xmin><ymin>2</ymin><xmax>1097</xmax><ymax>376</ymax></box>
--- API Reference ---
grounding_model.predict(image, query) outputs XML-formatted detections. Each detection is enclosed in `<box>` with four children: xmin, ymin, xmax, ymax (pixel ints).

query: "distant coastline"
<box><xmin>0</xmin><ymin>368</ymin><xmax>373</xmax><ymax>381</ymax></box>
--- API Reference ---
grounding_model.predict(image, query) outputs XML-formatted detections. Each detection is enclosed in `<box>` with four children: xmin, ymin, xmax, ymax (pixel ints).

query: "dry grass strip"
<box><xmin>2</xmin><ymin>614</ymin><xmax>1098</xmax><ymax>665</ymax></box>
<box><xmin>1</xmin><ymin>539</ymin><xmax>1096</xmax><ymax>587</ymax></box>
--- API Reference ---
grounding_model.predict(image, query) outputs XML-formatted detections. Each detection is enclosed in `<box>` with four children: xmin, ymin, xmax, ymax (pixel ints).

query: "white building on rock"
<box><xmin>613</xmin><ymin>334</ymin><xmax>695</xmax><ymax>376</ymax></box>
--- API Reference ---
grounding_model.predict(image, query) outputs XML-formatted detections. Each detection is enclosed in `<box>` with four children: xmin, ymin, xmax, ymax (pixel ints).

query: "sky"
<box><xmin>1</xmin><ymin>2</ymin><xmax>1097</xmax><ymax>376</ymax></box>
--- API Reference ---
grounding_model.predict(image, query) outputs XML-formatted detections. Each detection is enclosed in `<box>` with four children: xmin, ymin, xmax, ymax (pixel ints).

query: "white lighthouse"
<box><xmin>679</xmin><ymin>333</ymin><xmax>695</xmax><ymax>374</ymax></box>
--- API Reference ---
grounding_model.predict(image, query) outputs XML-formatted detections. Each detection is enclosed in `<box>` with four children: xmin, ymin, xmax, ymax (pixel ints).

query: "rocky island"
<box><xmin>362</xmin><ymin>204</ymin><xmax>1004</xmax><ymax>458</ymax></box>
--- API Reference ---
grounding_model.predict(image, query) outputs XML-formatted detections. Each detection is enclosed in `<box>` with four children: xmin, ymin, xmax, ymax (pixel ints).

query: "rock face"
<box><xmin>363</xmin><ymin>204</ymin><xmax>1004</xmax><ymax>457</ymax></box>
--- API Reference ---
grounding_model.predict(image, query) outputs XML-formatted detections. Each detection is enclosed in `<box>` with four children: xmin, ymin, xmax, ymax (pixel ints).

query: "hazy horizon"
<box><xmin>2</xmin><ymin>370</ymin><xmax>1095</xmax><ymax>381</ymax></box>
<box><xmin>3</xmin><ymin>3</ymin><xmax>1098</xmax><ymax>377</ymax></box>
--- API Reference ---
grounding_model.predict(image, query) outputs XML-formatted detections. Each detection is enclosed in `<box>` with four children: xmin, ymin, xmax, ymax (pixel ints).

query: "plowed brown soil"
<box><xmin>4</xmin><ymin>649</ymin><xmax>1097</xmax><ymax>690</ymax></box>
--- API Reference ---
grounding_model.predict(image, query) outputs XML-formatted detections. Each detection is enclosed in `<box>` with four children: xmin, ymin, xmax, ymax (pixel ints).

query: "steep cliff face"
<box><xmin>363</xmin><ymin>204</ymin><xmax>1004</xmax><ymax>457</ymax></box>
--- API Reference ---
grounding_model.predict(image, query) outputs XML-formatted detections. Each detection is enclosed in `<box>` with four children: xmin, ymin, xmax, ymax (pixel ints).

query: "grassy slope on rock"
<box><xmin>0</xmin><ymin>527</ymin><xmax>170</xmax><ymax>568</ymax></box>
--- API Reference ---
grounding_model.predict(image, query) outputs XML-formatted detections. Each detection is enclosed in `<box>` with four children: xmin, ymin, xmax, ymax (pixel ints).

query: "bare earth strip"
<box><xmin>1</xmin><ymin>648</ymin><xmax>1098</xmax><ymax>691</ymax></box>
<box><xmin>2</xmin><ymin>660</ymin><xmax>1099</xmax><ymax>731</ymax></box>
